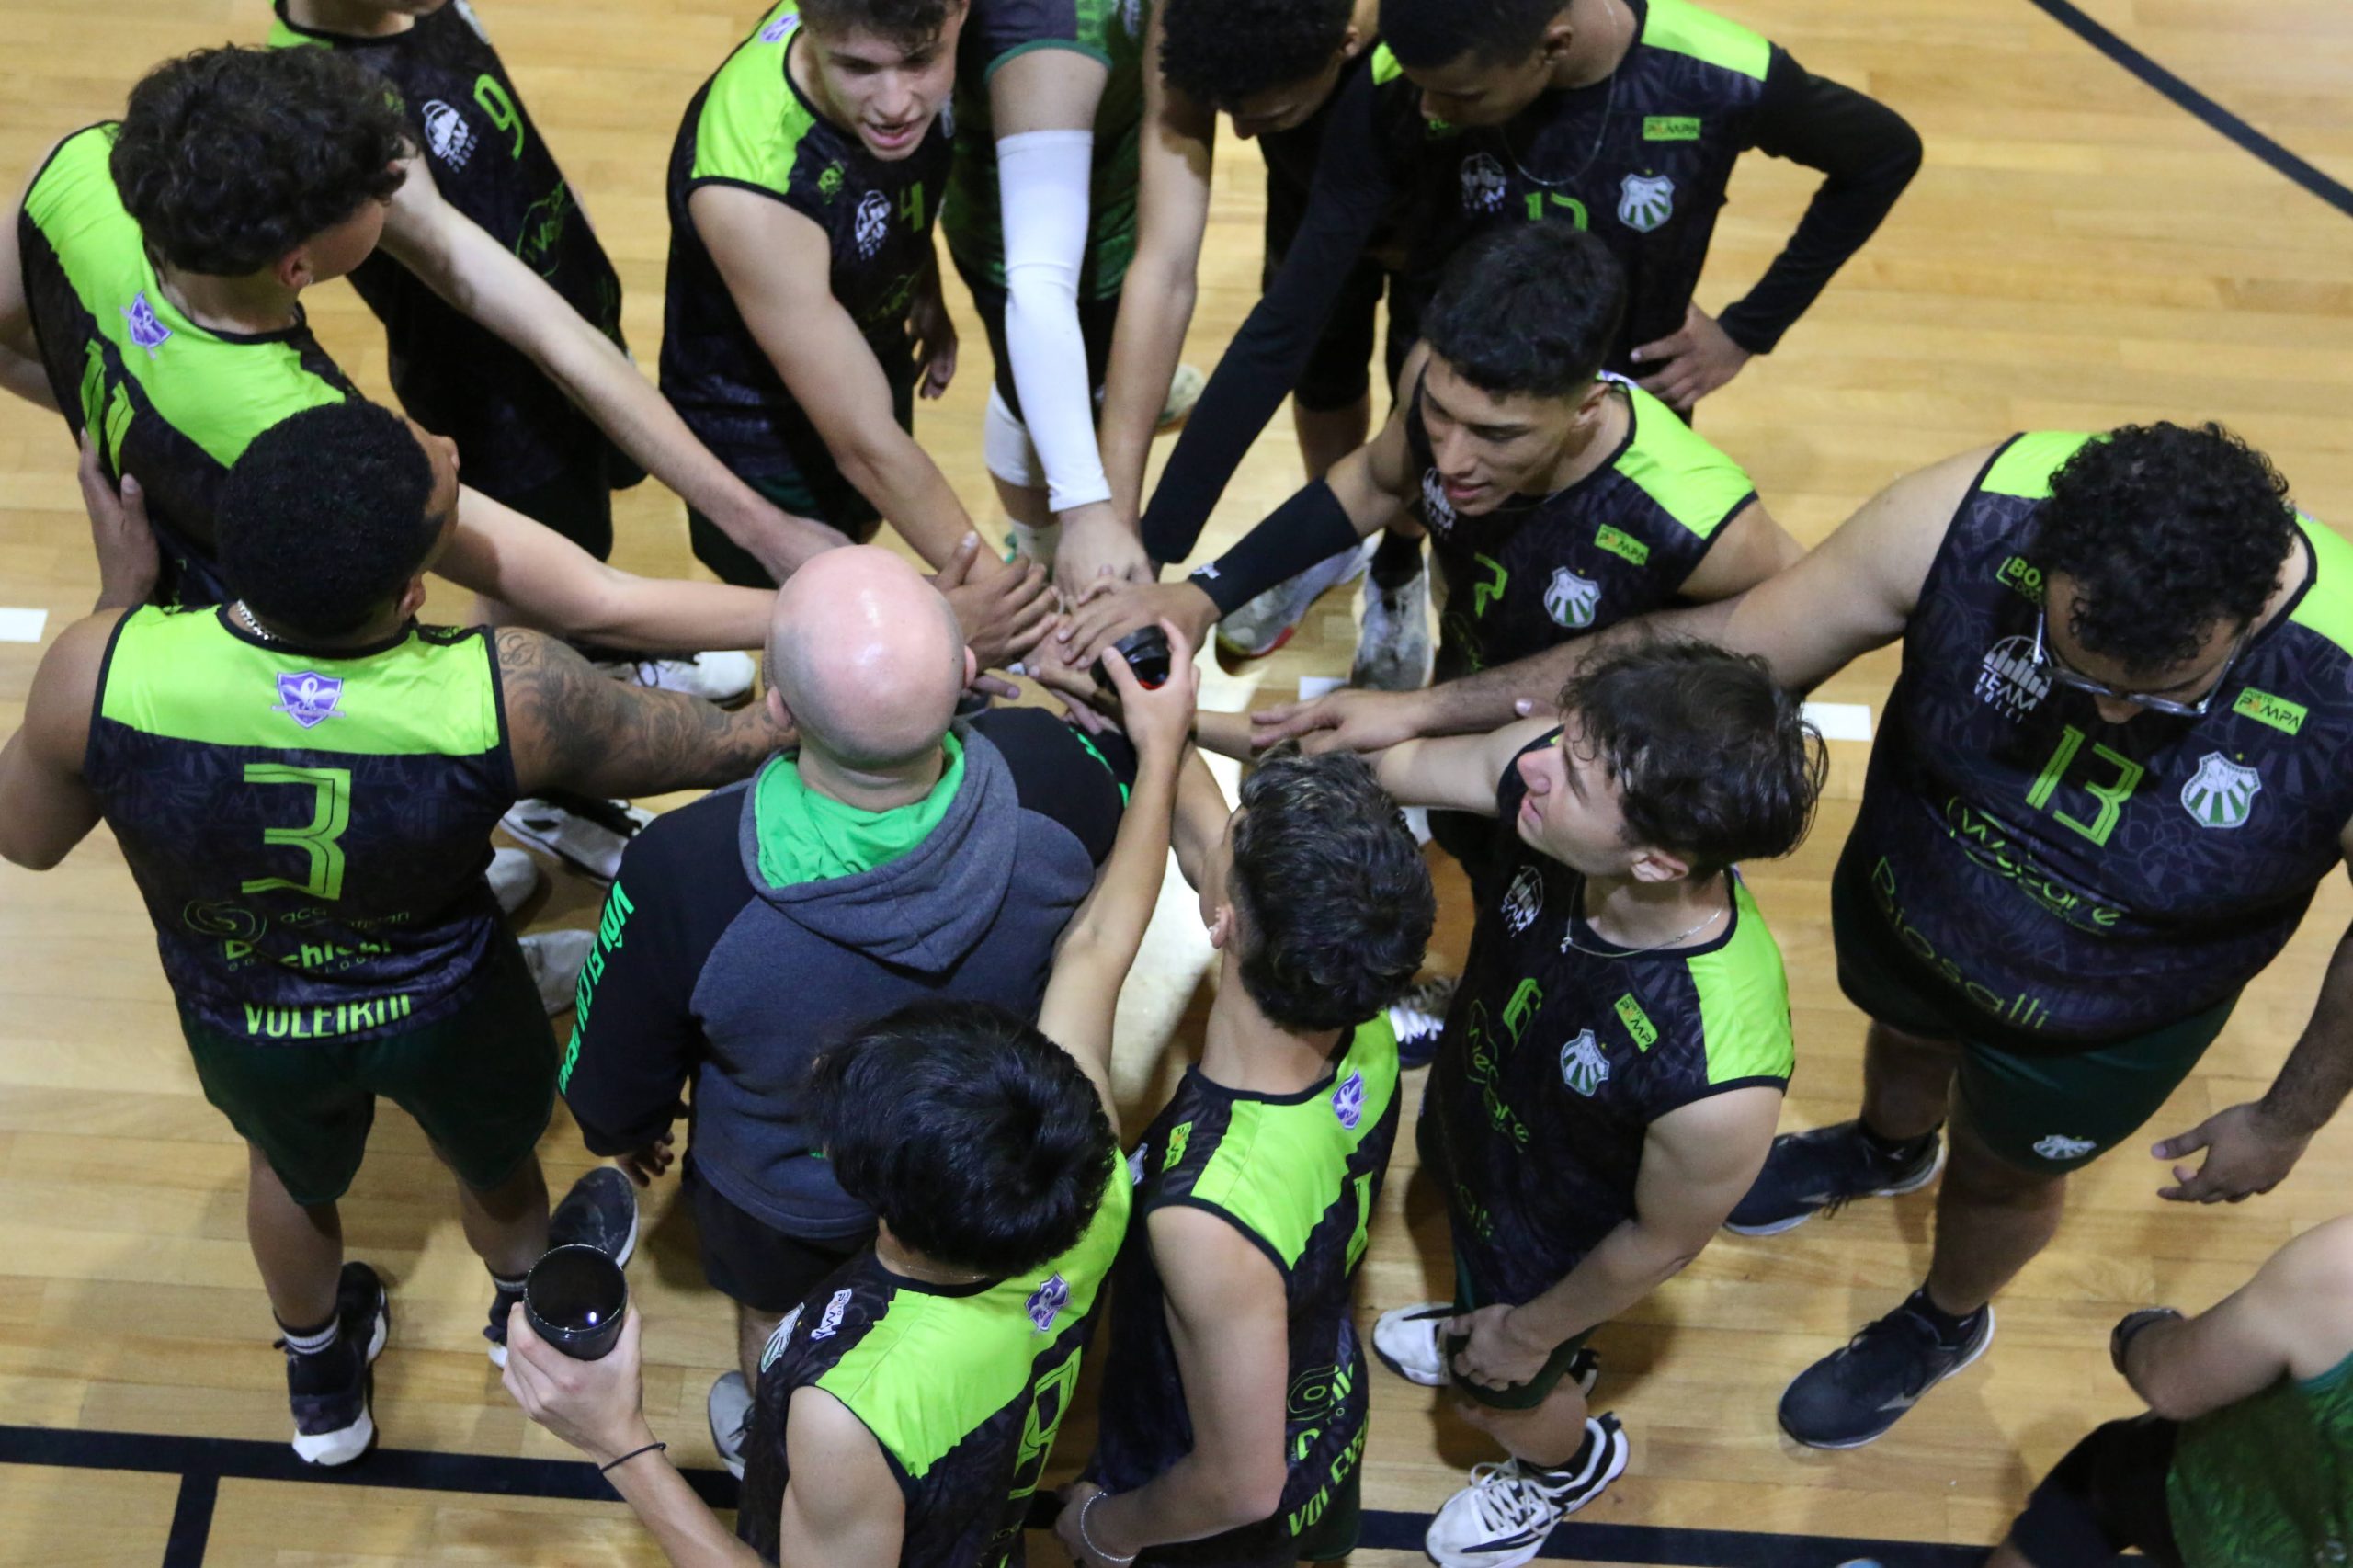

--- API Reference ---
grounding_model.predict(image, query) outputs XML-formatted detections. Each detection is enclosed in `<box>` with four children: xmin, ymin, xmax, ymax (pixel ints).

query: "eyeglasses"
<box><xmin>2030</xmin><ymin>608</ymin><xmax>2246</xmax><ymax>719</ymax></box>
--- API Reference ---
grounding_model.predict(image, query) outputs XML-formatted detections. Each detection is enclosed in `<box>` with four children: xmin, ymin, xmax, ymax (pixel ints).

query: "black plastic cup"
<box><xmin>1091</xmin><ymin>624</ymin><xmax>1173</xmax><ymax>693</ymax></box>
<box><xmin>524</xmin><ymin>1244</ymin><xmax>628</xmax><ymax>1360</ymax></box>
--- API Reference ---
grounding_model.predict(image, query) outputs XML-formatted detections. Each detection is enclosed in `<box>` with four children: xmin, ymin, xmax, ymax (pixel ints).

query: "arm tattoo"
<box><xmin>497</xmin><ymin>629</ymin><xmax>785</xmax><ymax>798</ymax></box>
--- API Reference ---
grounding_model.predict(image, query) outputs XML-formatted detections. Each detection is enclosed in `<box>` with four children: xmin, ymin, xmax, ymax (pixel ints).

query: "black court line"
<box><xmin>2024</xmin><ymin>0</ymin><xmax>2353</xmax><ymax>217</ymax></box>
<box><xmin>0</xmin><ymin>1421</ymin><xmax>1984</xmax><ymax>1567</ymax></box>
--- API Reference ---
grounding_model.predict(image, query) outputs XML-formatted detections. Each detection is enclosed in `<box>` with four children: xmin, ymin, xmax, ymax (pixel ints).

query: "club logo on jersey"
<box><xmin>760</xmin><ymin>1302</ymin><xmax>804</xmax><ymax>1370</ymax></box>
<box><xmin>1501</xmin><ymin>864</ymin><xmax>1544</xmax><ymax>935</ymax></box>
<box><xmin>1559</xmin><ymin>1029</ymin><xmax>1610</xmax><ymax>1096</ymax></box>
<box><xmin>1418</xmin><ymin>470</ymin><xmax>1458</xmax><ymax>533</ymax></box>
<box><xmin>273</xmin><ymin>672</ymin><xmax>345</xmax><ymax>729</ymax></box>
<box><xmin>809</xmin><ymin>1286</ymin><xmax>853</xmax><ymax>1340</ymax></box>
<box><xmin>854</xmin><ymin>189</ymin><xmax>891</xmax><ymax>259</ymax></box>
<box><xmin>123</xmin><ymin>291</ymin><xmax>172</xmax><ymax>357</ymax></box>
<box><xmin>1026</xmin><ymin>1273</ymin><xmax>1070</xmax><ymax>1335</ymax></box>
<box><xmin>1333</xmin><ymin>1070</ymin><xmax>1366</xmax><ymax>1131</ymax></box>
<box><xmin>2180</xmin><ymin>751</ymin><xmax>2262</xmax><ymax>829</ymax></box>
<box><xmin>1544</xmin><ymin>567</ymin><xmax>1602</xmax><ymax>630</ymax></box>
<box><xmin>1975</xmin><ymin>635</ymin><xmax>2051</xmax><ymax>720</ymax></box>
<box><xmin>759</xmin><ymin>10</ymin><xmax>801</xmax><ymax>42</ymax></box>
<box><xmin>1127</xmin><ymin>1144</ymin><xmax>1147</xmax><ymax>1185</ymax></box>
<box><xmin>1120</xmin><ymin>0</ymin><xmax>1144</xmax><ymax>36</ymax></box>
<box><xmin>1617</xmin><ymin>172</ymin><xmax>1676</xmax><ymax>233</ymax></box>
<box><xmin>420</xmin><ymin>100</ymin><xmax>477</xmax><ymax>170</ymax></box>
<box><xmin>818</xmin><ymin>163</ymin><xmax>846</xmax><ymax>202</ymax></box>
<box><xmin>1461</xmin><ymin>153</ymin><xmax>1508</xmax><ymax>214</ymax></box>
<box><xmin>2032</xmin><ymin>1132</ymin><xmax>2097</xmax><ymax>1162</ymax></box>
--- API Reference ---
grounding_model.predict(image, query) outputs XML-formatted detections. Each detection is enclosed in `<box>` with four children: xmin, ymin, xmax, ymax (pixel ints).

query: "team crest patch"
<box><xmin>1544</xmin><ymin>567</ymin><xmax>1601</xmax><ymax>630</ymax></box>
<box><xmin>420</xmin><ymin>100</ymin><xmax>477</xmax><ymax>170</ymax></box>
<box><xmin>1418</xmin><ymin>469</ymin><xmax>1458</xmax><ymax>533</ymax></box>
<box><xmin>1126</xmin><ymin>1144</ymin><xmax>1146</xmax><ymax>1186</ymax></box>
<box><xmin>760</xmin><ymin>1302</ymin><xmax>804</xmax><ymax>1370</ymax></box>
<box><xmin>2032</xmin><ymin>1133</ymin><xmax>2097</xmax><ymax>1162</ymax></box>
<box><xmin>1617</xmin><ymin>172</ymin><xmax>1675</xmax><ymax>233</ymax></box>
<box><xmin>1559</xmin><ymin>1029</ymin><xmax>1609</xmax><ymax>1096</ymax></box>
<box><xmin>273</xmin><ymin>672</ymin><xmax>345</xmax><ymax>729</ymax></box>
<box><xmin>1975</xmin><ymin>635</ymin><xmax>2051</xmax><ymax>720</ymax></box>
<box><xmin>854</xmin><ymin>189</ymin><xmax>891</xmax><ymax>259</ymax></box>
<box><xmin>1332</xmin><ymin>1070</ymin><xmax>1365</xmax><ymax>1131</ymax></box>
<box><xmin>759</xmin><ymin>11</ymin><xmax>800</xmax><ymax>41</ymax></box>
<box><xmin>1119</xmin><ymin>0</ymin><xmax>1144</xmax><ymax>35</ymax></box>
<box><xmin>809</xmin><ymin>1286</ymin><xmax>853</xmax><ymax>1340</ymax></box>
<box><xmin>123</xmin><ymin>291</ymin><xmax>172</xmax><ymax>357</ymax></box>
<box><xmin>2179</xmin><ymin>751</ymin><xmax>2261</xmax><ymax>829</ymax></box>
<box><xmin>1461</xmin><ymin>153</ymin><xmax>1508</xmax><ymax>214</ymax></box>
<box><xmin>1501</xmin><ymin>864</ymin><xmax>1544</xmax><ymax>935</ymax></box>
<box><xmin>1026</xmin><ymin>1273</ymin><xmax>1070</xmax><ymax>1335</ymax></box>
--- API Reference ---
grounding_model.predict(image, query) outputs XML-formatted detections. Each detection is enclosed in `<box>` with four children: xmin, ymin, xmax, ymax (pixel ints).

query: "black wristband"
<box><xmin>1188</xmin><ymin>479</ymin><xmax>1363</xmax><ymax>618</ymax></box>
<box><xmin>599</xmin><ymin>1440</ymin><xmax>667</xmax><ymax>1475</ymax></box>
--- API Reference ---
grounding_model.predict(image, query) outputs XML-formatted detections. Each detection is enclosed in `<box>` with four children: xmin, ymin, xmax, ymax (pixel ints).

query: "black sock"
<box><xmin>1904</xmin><ymin>1287</ymin><xmax>1981</xmax><ymax>1346</ymax></box>
<box><xmin>1370</xmin><ymin>529</ymin><xmax>1423</xmax><ymax>588</ymax></box>
<box><xmin>1858</xmin><ymin>1119</ymin><xmax>1938</xmax><ymax>1162</ymax></box>
<box><xmin>1528</xmin><ymin>1426</ymin><xmax>1596</xmax><ymax>1480</ymax></box>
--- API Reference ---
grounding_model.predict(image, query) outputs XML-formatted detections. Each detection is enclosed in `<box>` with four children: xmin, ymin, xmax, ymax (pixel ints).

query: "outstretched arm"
<box><xmin>2120</xmin><ymin>1214</ymin><xmax>2353</xmax><ymax>1421</ymax></box>
<box><xmin>497</xmin><ymin>628</ymin><xmax>790</xmax><ymax>800</ymax></box>
<box><xmin>1370</xmin><ymin>717</ymin><xmax>1555</xmax><ymax>817</ymax></box>
<box><xmin>0</xmin><ymin>167</ymin><xmax>59</xmax><ymax>410</ymax></box>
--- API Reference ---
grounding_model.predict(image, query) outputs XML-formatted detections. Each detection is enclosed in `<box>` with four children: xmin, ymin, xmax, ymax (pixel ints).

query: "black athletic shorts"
<box><xmin>685</xmin><ymin>1157</ymin><xmax>873</xmax><ymax>1313</ymax></box>
<box><xmin>2008</xmin><ymin>1415</ymin><xmax>2185</xmax><ymax>1567</ymax></box>
<box><xmin>477</xmin><ymin>453</ymin><xmax>620</xmax><ymax>564</ymax></box>
<box><xmin>954</xmin><ymin>258</ymin><xmax>1121</xmax><ymax>422</ymax></box>
<box><xmin>1262</xmin><ymin>170</ymin><xmax>1403</xmax><ymax>415</ymax></box>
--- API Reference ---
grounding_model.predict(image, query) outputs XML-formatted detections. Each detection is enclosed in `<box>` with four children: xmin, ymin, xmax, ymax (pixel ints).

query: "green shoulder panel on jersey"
<box><xmin>25</xmin><ymin>128</ymin><xmax>347</xmax><ymax>466</ymax></box>
<box><xmin>1980</xmin><ymin>430</ymin><xmax>2097</xmax><ymax>501</ymax></box>
<box><xmin>820</xmin><ymin>1159</ymin><xmax>1130</xmax><ymax>1480</ymax></box>
<box><xmin>1639</xmin><ymin>0</ymin><xmax>1770</xmax><ymax>80</ymax></box>
<box><xmin>1186</xmin><ymin>1017</ymin><xmax>1399</xmax><ymax>1268</ymax></box>
<box><xmin>1611</xmin><ymin>383</ymin><xmax>1757</xmax><ymax>539</ymax></box>
<box><xmin>98</xmin><ymin>608</ymin><xmax>504</xmax><ymax>757</ymax></box>
<box><xmin>689</xmin><ymin>2</ymin><xmax>817</xmax><ymax>193</ymax></box>
<box><xmin>2287</xmin><ymin>514</ymin><xmax>2353</xmax><ymax>658</ymax></box>
<box><xmin>1371</xmin><ymin>42</ymin><xmax>1404</xmax><ymax>85</ymax></box>
<box><xmin>1685</xmin><ymin>878</ymin><xmax>1794</xmax><ymax>1086</ymax></box>
<box><xmin>265</xmin><ymin>15</ymin><xmax>314</xmax><ymax>48</ymax></box>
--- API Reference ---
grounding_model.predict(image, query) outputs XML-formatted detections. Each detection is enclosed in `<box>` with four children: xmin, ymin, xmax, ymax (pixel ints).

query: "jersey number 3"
<box><xmin>240</xmin><ymin>764</ymin><xmax>352</xmax><ymax>901</ymax></box>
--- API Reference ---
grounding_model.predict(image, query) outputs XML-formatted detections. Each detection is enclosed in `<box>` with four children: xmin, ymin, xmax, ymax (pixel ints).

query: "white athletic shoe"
<box><xmin>1215</xmin><ymin>539</ymin><xmax>1372</xmax><ymax>659</ymax></box>
<box><xmin>1426</xmin><ymin>1416</ymin><xmax>1629</xmax><ymax>1568</ymax></box>
<box><xmin>710</xmin><ymin>1370</ymin><xmax>755</xmax><ymax>1481</ymax></box>
<box><xmin>1372</xmin><ymin>1301</ymin><xmax>1453</xmax><ymax>1386</ymax></box>
<box><xmin>501</xmin><ymin>796</ymin><xmax>653</xmax><ymax>884</ymax></box>
<box><xmin>1157</xmin><ymin>363</ymin><xmax>1206</xmax><ymax>430</ymax></box>
<box><xmin>597</xmin><ymin>651</ymin><xmax>757</xmax><ymax>708</ymax></box>
<box><xmin>487</xmin><ymin>847</ymin><xmax>541</xmax><ymax>917</ymax></box>
<box><xmin>520</xmin><ymin>930</ymin><xmax>594</xmax><ymax>1016</ymax></box>
<box><xmin>1351</xmin><ymin>566</ymin><xmax>1434</xmax><ymax>691</ymax></box>
<box><xmin>1005</xmin><ymin>518</ymin><xmax>1060</xmax><ymax>567</ymax></box>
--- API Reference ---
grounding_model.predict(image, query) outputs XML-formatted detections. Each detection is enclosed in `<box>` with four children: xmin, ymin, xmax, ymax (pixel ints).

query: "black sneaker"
<box><xmin>1722</xmin><ymin>1120</ymin><xmax>1943</xmax><ymax>1236</ymax></box>
<box><xmin>1389</xmin><ymin>975</ymin><xmax>1457</xmax><ymax>1070</ymax></box>
<box><xmin>484</xmin><ymin>1167</ymin><xmax>640</xmax><ymax>1367</ymax></box>
<box><xmin>283</xmin><ymin>1262</ymin><xmax>388</xmax><ymax>1467</ymax></box>
<box><xmin>1778</xmin><ymin>1297</ymin><xmax>1995</xmax><ymax>1449</ymax></box>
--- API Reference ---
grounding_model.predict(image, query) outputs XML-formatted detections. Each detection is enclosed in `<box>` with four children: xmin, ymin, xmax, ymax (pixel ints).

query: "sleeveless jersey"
<box><xmin>1846</xmin><ymin>432</ymin><xmax>2353</xmax><ymax>1042</ymax></box>
<box><xmin>663</xmin><ymin>0</ymin><xmax>951</xmax><ymax>483</ymax></box>
<box><xmin>739</xmin><ymin>1160</ymin><xmax>1131</xmax><ymax>1567</ymax></box>
<box><xmin>2170</xmin><ymin>1346</ymin><xmax>2353</xmax><ymax>1566</ymax></box>
<box><xmin>942</xmin><ymin>0</ymin><xmax>1149</xmax><ymax>301</ymax></box>
<box><xmin>1382</xmin><ymin>0</ymin><xmax>1774</xmax><ymax>369</ymax></box>
<box><xmin>81</xmin><ymin>607</ymin><xmax>517</xmax><ymax>1040</ymax></box>
<box><xmin>1427</xmin><ymin>731</ymin><xmax>1792</xmax><ymax>1302</ymax></box>
<box><xmin>1086</xmin><ymin>1019</ymin><xmax>1400</xmax><ymax>1559</ymax></box>
<box><xmin>17</xmin><ymin>126</ymin><xmax>356</xmax><ymax>603</ymax></box>
<box><xmin>266</xmin><ymin>0</ymin><xmax>631</xmax><ymax>498</ymax></box>
<box><xmin>1404</xmin><ymin>372</ymin><xmax>1754</xmax><ymax>680</ymax></box>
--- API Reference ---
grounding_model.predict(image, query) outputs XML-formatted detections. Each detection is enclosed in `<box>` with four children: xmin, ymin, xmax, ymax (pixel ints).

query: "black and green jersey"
<box><xmin>739</xmin><ymin>1159</ymin><xmax>1131</xmax><ymax>1567</ymax></box>
<box><xmin>17</xmin><ymin>125</ymin><xmax>356</xmax><ymax>603</ymax></box>
<box><xmin>662</xmin><ymin>0</ymin><xmax>949</xmax><ymax>485</ymax></box>
<box><xmin>1385</xmin><ymin>0</ymin><xmax>1775</xmax><ymax>359</ymax></box>
<box><xmin>942</xmin><ymin>0</ymin><xmax>1150</xmax><ymax>302</ymax></box>
<box><xmin>2170</xmin><ymin>1346</ymin><xmax>2353</xmax><ymax>1565</ymax></box>
<box><xmin>1404</xmin><ymin>371</ymin><xmax>1754</xmax><ymax>679</ymax></box>
<box><xmin>1846</xmin><ymin>433</ymin><xmax>2353</xmax><ymax>1043</ymax></box>
<box><xmin>1086</xmin><ymin>1019</ymin><xmax>1399</xmax><ymax>1563</ymax></box>
<box><xmin>266</xmin><ymin>0</ymin><xmax>631</xmax><ymax>501</ymax></box>
<box><xmin>1427</xmin><ymin>730</ymin><xmax>1792</xmax><ymax>1304</ymax></box>
<box><xmin>80</xmin><ymin>607</ymin><xmax>517</xmax><ymax>1042</ymax></box>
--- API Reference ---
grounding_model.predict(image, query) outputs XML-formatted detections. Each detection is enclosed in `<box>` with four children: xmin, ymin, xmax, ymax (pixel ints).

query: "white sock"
<box><xmin>278</xmin><ymin>1312</ymin><xmax>340</xmax><ymax>1357</ymax></box>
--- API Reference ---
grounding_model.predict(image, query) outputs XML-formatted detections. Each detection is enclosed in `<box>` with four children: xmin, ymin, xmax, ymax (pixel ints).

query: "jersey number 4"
<box><xmin>240</xmin><ymin>764</ymin><xmax>352</xmax><ymax>901</ymax></box>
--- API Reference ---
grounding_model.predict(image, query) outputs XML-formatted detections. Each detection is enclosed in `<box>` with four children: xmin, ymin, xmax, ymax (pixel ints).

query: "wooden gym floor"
<box><xmin>2</xmin><ymin>0</ymin><xmax>2350</xmax><ymax>1562</ymax></box>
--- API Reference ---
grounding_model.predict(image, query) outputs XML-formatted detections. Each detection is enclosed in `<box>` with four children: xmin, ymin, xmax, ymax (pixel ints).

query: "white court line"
<box><xmin>0</xmin><ymin>608</ymin><xmax>49</xmax><ymax>643</ymax></box>
<box><xmin>1801</xmin><ymin>700</ymin><xmax>1874</xmax><ymax>743</ymax></box>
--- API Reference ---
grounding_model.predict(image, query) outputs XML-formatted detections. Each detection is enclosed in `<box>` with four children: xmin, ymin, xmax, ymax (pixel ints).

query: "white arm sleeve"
<box><xmin>996</xmin><ymin>129</ymin><xmax>1111</xmax><ymax>514</ymax></box>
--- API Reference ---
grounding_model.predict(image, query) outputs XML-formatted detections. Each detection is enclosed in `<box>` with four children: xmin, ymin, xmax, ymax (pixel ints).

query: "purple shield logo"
<box><xmin>273</xmin><ymin>671</ymin><xmax>345</xmax><ymax>729</ymax></box>
<box><xmin>123</xmin><ymin>291</ymin><xmax>172</xmax><ymax>357</ymax></box>
<box><xmin>1332</xmin><ymin>1070</ymin><xmax>1366</xmax><ymax>1131</ymax></box>
<box><xmin>1026</xmin><ymin>1273</ymin><xmax>1069</xmax><ymax>1335</ymax></box>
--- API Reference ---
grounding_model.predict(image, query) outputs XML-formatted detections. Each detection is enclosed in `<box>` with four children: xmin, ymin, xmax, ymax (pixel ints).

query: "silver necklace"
<box><xmin>1502</xmin><ymin>0</ymin><xmax>1623</xmax><ymax>190</ymax></box>
<box><xmin>1560</xmin><ymin>898</ymin><xmax>1724</xmax><ymax>959</ymax></box>
<box><xmin>233</xmin><ymin>600</ymin><xmax>276</xmax><ymax>642</ymax></box>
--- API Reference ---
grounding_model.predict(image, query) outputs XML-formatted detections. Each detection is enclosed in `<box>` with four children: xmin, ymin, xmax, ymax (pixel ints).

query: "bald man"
<box><xmin>555</xmin><ymin>548</ymin><xmax>1137</xmax><ymax>1476</ymax></box>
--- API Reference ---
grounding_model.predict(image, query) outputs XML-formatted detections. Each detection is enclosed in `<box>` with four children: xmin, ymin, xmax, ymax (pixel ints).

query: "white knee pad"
<box><xmin>983</xmin><ymin>384</ymin><xmax>1046</xmax><ymax>493</ymax></box>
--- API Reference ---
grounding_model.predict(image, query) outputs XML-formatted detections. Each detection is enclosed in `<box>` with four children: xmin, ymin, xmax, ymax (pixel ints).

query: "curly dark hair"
<box><xmin>2033</xmin><ymin>422</ymin><xmax>2299</xmax><ymax>675</ymax></box>
<box><xmin>808</xmin><ymin>1000</ymin><xmax>1116</xmax><ymax>1278</ymax></box>
<box><xmin>217</xmin><ymin>401</ymin><xmax>440</xmax><ymax>640</ymax></box>
<box><xmin>1421</xmin><ymin>222</ymin><xmax>1626</xmax><ymax>398</ymax></box>
<box><xmin>112</xmin><ymin>46</ymin><xmax>409</xmax><ymax>277</ymax></box>
<box><xmin>801</xmin><ymin>0</ymin><xmax>959</xmax><ymax>46</ymax></box>
<box><xmin>1557</xmin><ymin>640</ymin><xmax>1825</xmax><ymax>880</ymax></box>
<box><xmin>1381</xmin><ymin>0</ymin><xmax>1562</xmax><ymax>68</ymax></box>
<box><xmin>1228</xmin><ymin>749</ymin><xmax>1436</xmax><ymax>1035</ymax></box>
<box><xmin>1160</xmin><ymin>0</ymin><xmax>1357</xmax><ymax>107</ymax></box>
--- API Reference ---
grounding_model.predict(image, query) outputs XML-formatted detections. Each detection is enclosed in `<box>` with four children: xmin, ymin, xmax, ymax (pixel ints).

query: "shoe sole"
<box><xmin>1722</xmin><ymin>1142</ymin><xmax>1948</xmax><ymax>1238</ymax></box>
<box><xmin>294</xmin><ymin>1289</ymin><xmax>385</xmax><ymax>1467</ymax></box>
<box><xmin>1779</xmin><ymin>1306</ymin><xmax>1996</xmax><ymax>1451</ymax></box>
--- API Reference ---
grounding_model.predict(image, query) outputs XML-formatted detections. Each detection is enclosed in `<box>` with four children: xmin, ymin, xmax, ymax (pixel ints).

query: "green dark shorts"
<box><xmin>686</xmin><ymin>383</ymin><xmax>913</xmax><ymax>588</ymax></box>
<box><xmin>1445</xmin><ymin>1241</ymin><xmax>1598</xmax><ymax>1412</ymax></box>
<box><xmin>183</xmin><ymin>933</ymin><xmax>557</xmax><ymax>1205</ymax></box>
<box><xmin>1133</xmin><ymin>1438</ymin><xmax>1361</xmax><ymax>1566</ymax></box>
<box><xmin>1830</xmin><ymin>848</ymin><xmax>2237</xmax><ymax>1176</ymax></box>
